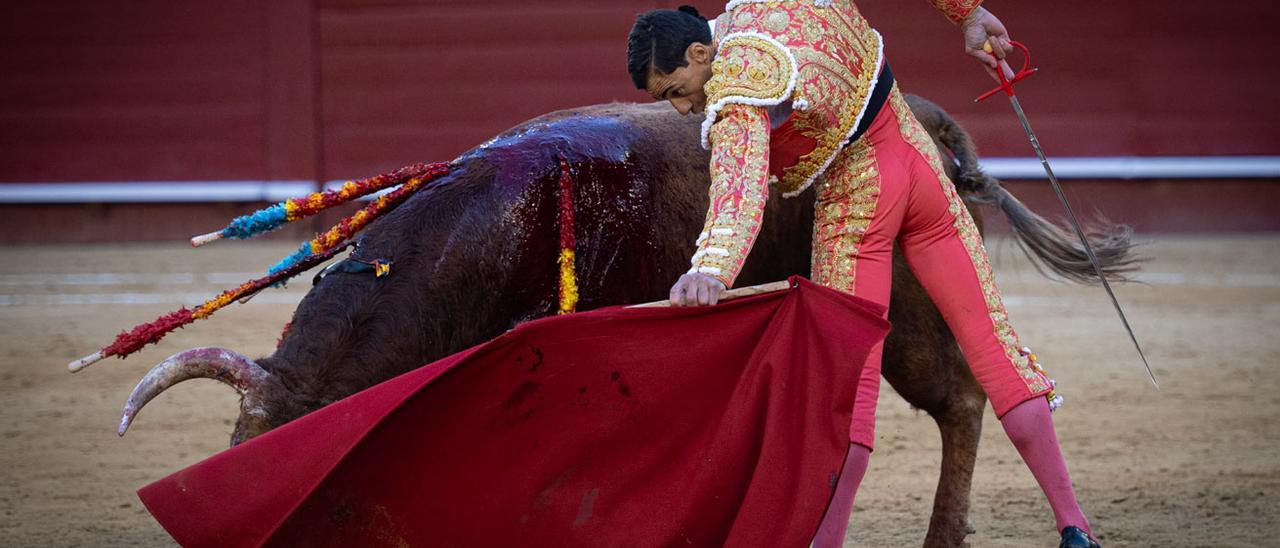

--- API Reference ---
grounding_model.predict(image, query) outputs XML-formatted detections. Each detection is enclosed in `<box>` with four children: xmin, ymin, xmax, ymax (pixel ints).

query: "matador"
<box><xmin>627</xmin><ymin>2</ymin><xmax>1102</xmax><ymax>547</ymax></box>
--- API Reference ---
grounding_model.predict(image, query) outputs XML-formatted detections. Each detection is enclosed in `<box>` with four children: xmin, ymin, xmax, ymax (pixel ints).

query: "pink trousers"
<box><xmin>811</xmin><ymin>85</ymin><xmax>1055</xmax><ymax>448</ymax></box>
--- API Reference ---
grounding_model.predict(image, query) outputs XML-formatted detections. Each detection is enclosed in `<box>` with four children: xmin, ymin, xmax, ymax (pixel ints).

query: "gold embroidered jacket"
<box><xmin>688</xmin><ymin>0</ymin><xmax>982</xmax><ymax>287</ymax></box>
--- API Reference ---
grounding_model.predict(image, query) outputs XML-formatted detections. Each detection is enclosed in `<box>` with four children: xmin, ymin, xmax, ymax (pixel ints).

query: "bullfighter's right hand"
<box><xmin>961</xmin><ymin>7</ymin><xmax>1016</xmax><ymax>83</ymax></box>
<box><xmin>669</xmin><ymin>272</ymin><xmax>727</xmax><ymax>307</ymax></box>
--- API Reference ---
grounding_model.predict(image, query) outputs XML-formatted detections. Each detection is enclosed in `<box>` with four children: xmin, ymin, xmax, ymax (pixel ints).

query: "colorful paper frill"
<box><xmin>220</xmin><ymin>163</ymin><xmax>441</xmax><ymax>240</ymax></box>
<box><xmin>267</xmin><ymin>162</ymin><xmax>450</xmax><ymax>276</ymax></box>
<box><xmin>89</xmin><ymin>161</ymin><xmax>451</xmax><ymax>362</ymax></box>
<box><xmin>99</xmin><ymin>244</ymin><xmax>351</xmax><ymax>361</ymax></box>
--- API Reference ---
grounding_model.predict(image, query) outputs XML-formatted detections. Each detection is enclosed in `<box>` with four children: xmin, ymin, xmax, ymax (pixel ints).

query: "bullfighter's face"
<box><xmin>645</xmin><ymin>42</ymin><xmax>714</xmax><ymax>116</ymax></box>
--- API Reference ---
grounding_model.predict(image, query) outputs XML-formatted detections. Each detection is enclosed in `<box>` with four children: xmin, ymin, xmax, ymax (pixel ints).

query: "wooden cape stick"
<box><xmin>69</xmin><ymin>281</ymin><xmax>792</xmax><ymax>371</ymax></box>
<box><xmin>628</xmin><ymin>280</ymin><xmax>792</xmax><ymax>308</ymax></box>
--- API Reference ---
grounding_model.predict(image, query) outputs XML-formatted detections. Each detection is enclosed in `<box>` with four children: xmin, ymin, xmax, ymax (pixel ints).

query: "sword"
<box><xmin>976</xmin><ymin>41</ymin><xmax>1159</xmax><ymax>389</ymax></box>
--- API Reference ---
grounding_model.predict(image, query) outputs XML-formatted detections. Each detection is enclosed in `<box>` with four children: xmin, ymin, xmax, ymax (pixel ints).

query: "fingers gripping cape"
<box><xmin>138</xmin><ymin>277</ymin><xmax>888</xmax><ymax>547</ymax></box>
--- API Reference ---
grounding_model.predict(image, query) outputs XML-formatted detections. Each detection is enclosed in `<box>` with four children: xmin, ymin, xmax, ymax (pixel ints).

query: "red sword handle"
<box><xmin>975</xmin><ymin>40</ymin><xmax>1039</xmax><ymax>102</ymax></box>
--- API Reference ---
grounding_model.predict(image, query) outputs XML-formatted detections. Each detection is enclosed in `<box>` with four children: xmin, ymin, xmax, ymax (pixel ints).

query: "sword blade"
<box><xmin>1007</xmin><ymin>95</ymin><xmax>1160</xmax><ymax>389</ymax></box>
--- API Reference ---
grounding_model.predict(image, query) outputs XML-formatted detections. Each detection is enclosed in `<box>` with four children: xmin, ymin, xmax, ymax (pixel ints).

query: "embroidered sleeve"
<box><xmin>928</xmin><ymin>0</ymin><xmax>983</xmax><ymax>24</ymax></box>
<box><xmin>700</xmin><ymin>32</ymin><xmax>797</xmax><ymax>149</ymax></box>
<box><xmin>689</xmin><ymin>103</ymin><xmax>771</xmax><ymax>288</ymax></box>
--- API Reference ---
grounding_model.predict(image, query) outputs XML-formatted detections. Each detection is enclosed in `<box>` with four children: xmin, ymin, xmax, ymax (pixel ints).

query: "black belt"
<box><xmin>846</xmin><ymin>61</ymin><xmax>894</xmax><ymax>145</ymax></box>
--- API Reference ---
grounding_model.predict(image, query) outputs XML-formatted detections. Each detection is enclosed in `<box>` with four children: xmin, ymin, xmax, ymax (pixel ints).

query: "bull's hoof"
<box><xmin>1059</xmin><ymin>526</ymin><xmax>1101</xmax><ymax>548</ymax></box>
<box><xmin>922</xmin><ymin>513</ymin><xmax>971</xmax><ymax>548</ymax></box>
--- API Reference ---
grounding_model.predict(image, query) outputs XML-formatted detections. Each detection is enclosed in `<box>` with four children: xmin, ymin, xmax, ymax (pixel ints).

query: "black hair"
<box><xmin>627</xmin><ymin>5</ymin><xmax>713</xmax><ymax>90</ymax></box>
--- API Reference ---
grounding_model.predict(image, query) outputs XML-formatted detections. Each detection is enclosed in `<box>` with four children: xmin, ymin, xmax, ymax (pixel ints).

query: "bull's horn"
<box><xmin>118</xmin><ymin>347</ymin><xmax>270</xmax><ymax>437</ymax></box>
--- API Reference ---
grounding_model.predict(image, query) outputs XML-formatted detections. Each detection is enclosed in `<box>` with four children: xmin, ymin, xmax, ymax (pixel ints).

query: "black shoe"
<box><xmin>1059</xmin><ymin>526</ymin><xmax>1100</xmax><ymax>548</ymax></box>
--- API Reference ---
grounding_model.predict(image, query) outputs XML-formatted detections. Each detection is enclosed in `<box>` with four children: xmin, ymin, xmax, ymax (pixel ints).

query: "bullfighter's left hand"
<box><xmin>669</xmin><ymin>272</ymin><xmax>726</xmax><ymax>307</ymax></box>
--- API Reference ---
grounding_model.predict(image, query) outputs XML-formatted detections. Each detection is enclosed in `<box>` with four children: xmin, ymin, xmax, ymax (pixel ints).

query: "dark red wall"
<box><xmin>4</xmin><ymin>0</ymin><xmax>1278</xmax><ymax>183</ymax></box>
<box><xmin>1</xmin><ymin>1</ymin><xmax>317</xmax><ymax>182</ymax></box>
<box><xmin>1</xmin><ymin>1</ymin><xmax>1277</xmax><ymax>241</ymax></box>
<box><xmin>315</xmin><ymin>1</ymin><xmax>665</xmax><ymax>179</ymax></box>
<box><xmin>862</xmin><ymin>0</ymin><xmax>1280</xmax><ymax>157</ymax></box>
<box><xmin>302</xmin><ymin>0</ymin><xmax>1280</xmax><ymax>177</ymax></box>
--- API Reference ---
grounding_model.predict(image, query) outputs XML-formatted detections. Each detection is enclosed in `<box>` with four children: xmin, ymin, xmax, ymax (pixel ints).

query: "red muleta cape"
<box><xmin>138</xmin><ymin>277</ymin><xmax>888</xmax><ymax>547</ymax></box>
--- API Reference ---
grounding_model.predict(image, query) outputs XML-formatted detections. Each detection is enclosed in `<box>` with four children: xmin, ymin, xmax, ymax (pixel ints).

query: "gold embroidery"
<box><xmin>704</xmin><ymin>34</ymin><xmax>794</xmax><ymax>108</ymax></box>
<box><xmin>1022</xmin><ymin>346</ymin><xmax>1061</xmax><ymax>409</ymax></box>
<box><xmin>723</xmin><ymin>55</ymin><xmax>745</xmax><ymax>79</ymax></box>
<box><xmin>801</xmin><ymin>16</ymin><xmax>823</xmax><ymax>44</ymax></box>
<box><xmin>690</xmin><ymin>104</ymin><xmax>772</xmax><ymax>287</ymax></box>
<box><xmin>811</xmin><ymin>140</ymin><xmax>881</xmax><ymax>295</ymax></box>
<box><xmin>887</xmin><ymin>88</ymin><xmax>1050</xmax><ymax>394</ymax></box>
<box><xmin>927</xmin><ymin>0</ymin><xmax>984</xmax><ymax>24</ymax></box>
<box><xmin>778</xmin><ymin>31</ymin><xmax>880</xmax><ymax>196</ymax></box>
<box><xmin>764</xmin><ymin>11</ymin><xmax>791</xmax><ymax>33</ymax></box>
<box><xmin>715</xmin><ymin>0</ymin><xmax>884</xmax><ymax>197</ymax></box>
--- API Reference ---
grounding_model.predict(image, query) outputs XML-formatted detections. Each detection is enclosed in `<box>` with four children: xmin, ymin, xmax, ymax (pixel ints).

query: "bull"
<box><xmin>118</xmin><ymin>96</ymin><xmax>1134</xmax><ymax>547</ymax></box>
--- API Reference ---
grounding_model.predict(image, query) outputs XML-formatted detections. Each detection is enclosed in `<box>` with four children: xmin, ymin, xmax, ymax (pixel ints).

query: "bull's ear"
<box><xmin>230</xmin><ymin>372</ymin><xmax>295</xmax><ymax>446</ymax></box>
<box><xmin>230</xmin><ymin>408</ymin><xmax>274</xmax><ymax>447</ymax></box>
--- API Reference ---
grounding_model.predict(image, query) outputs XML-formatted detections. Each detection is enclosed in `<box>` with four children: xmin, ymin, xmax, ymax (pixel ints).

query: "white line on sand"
<box><xmin>0</xmin><ymin>292</ymin><xmax>306</xmax><ymax>307</ymax></box>
<box><xmin>0</xmin><ymin>272</ymin><xmax>264</xmax><ymax>286</ymax></box>
<box><xmin>0</xmin><ymin>269</ymin><xmax>1275</xmax><ymax>307</ymax></box>
<box><xmin>1</xmin><ymin>290</ymin><xmax>1051</xmax><ymax>308</ymax></box>
<box><xmin>4</xmin><ymin>270</ymin><xmax>1277</xmax><ymax>288</ymax></box>
<box><xmin>1128</xmin><ymin>272</ymin><xmax>1280</xmax><ymax>287</ymax></box>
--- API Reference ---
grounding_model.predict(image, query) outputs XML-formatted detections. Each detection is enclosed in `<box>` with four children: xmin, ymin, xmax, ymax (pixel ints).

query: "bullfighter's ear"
<box><xmin>686</xmin><ymin>42</ymin><xmax>712</xmax><ymax>66</ymax></box>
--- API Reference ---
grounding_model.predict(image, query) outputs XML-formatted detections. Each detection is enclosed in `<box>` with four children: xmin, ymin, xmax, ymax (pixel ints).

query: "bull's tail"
<box><xmin>981</xmin><ymin>181</ymin><xmax>1138</xmax><ymax>284</ymax></box>
<box><xmin>924</xmin><ymin>98</ymin><xmax>1140</xmax><ymax>285</ymax></box>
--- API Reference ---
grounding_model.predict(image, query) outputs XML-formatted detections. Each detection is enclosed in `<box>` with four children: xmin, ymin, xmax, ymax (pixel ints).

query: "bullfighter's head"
<box><xmin>627</xmin><ymin>6</ymin><xmax>715</xmax><ymax>116</ymax></box>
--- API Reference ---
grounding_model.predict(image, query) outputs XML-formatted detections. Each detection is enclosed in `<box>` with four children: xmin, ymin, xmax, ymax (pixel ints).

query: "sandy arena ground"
<box><xmin>0</xmin><ymin>234</ymin><xmax>1277</xmax><ymax>547</ymax></box>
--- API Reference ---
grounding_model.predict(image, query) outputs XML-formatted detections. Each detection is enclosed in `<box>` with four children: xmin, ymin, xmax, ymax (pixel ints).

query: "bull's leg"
<box><xmin>881</xmin><ymin>343</ymin><xmax>986</xmax><ymax>548</ymax></box>
<box><xmin>883</xmin><ymin>260</ymin><xmax>986</xmax><ymax>548</ymax></box>
<box><xmin>924</xmin><ymin>374</ymin><xmax>985</xmax><ymax>548</ymax></box>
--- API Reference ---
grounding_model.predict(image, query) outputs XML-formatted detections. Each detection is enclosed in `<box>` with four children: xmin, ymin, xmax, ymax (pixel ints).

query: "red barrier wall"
<box><xmin>1</xmin><ymin>1</ymin><xmax>1277</xmax><ymax>241</ymax></box>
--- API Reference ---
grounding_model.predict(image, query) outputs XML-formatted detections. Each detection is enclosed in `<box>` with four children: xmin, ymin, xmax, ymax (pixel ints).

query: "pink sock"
<box><xmin>812</xmin><ymin>444</ymin><xmax>871</xmax><ymax>547</ymax></box>
<box><xmin>999</xmin><ymin>398</ymin><xmax>1092</xmax><ymax>535</ymax></box>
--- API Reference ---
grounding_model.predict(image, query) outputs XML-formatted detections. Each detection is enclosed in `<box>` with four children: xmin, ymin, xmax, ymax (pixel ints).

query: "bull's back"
<box><xmin>275</xmin><ymin>103</ymin><xmax>820</xmax><ymax>402</ymax></box>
